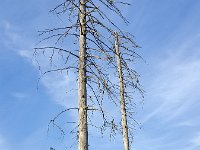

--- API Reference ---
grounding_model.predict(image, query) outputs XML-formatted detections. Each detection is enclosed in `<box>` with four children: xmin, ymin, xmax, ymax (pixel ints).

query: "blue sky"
<box><xmin>1</xmin><ymin>0</ymin><xmax>200</xmax><ymax>150</ymax></box>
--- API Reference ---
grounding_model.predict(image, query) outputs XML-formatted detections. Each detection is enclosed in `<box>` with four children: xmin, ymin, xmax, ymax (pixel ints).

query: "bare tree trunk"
<box><xmin>114</xmin><ymin>32</ymin><xmax>130</xmax><ymax>150</ymax></box>
<box><xmin>78</xmin><ymin>0</ymin><xmax>88</xmax><ymax>150</ymax></box>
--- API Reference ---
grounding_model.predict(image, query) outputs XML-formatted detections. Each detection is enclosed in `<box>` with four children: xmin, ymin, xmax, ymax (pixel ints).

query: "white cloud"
<box><xmin>2</xmin><ymin>21</ymin><xmax>78</xmax><ymax>108</ymax></box>
<box><xmin>41</xmin><ymin>71</ymin><xmax>77</xmax><ymax>108</ymax></box>
<box><xmin>18</xmin><ymin>50</ymin><xmax>33</xmax><ymax>59</ymax></box>
<box><xmin>1</xmin><ymin>21</ymin><xmax>33</xmax><ymax>51</ymax></box>
<box><xmin>0</xmin><ymin>135</ymin><xmax>5</xmax><ymax>147</ymax></box>
<box><xmin>191</xmin><ymin>132</ymin><xmax>200</xmax><ymax>147</ymax></box>
<box><xmin>0</xmin><ymin>134</ymin><xmax>10</xmax><ymax>150</ymax></box>
<box><xmin>141</xmin><ymin>34</ymin><xmax>200</xmax><ymax>124</ymax></box>
<box><xmin>12</xmin><ymin>92</ymin><xmax>28</xmax><ymax>99</ymax></box>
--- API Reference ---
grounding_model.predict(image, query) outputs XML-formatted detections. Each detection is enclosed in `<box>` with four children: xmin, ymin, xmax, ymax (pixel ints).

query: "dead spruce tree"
<box><xmin>114</xmin><ymin>32</ymin><xmax>130</xmax><ymax>150</ymax></box>
<box><xmin>114</xmin><ymin>32</ymin><xmax>143</xmax><ymax>150</ymax></box>
<box><xmin>34</xmin><ymin>0</ymin><xmax>143</xmax><ymax>150</ymax></box>
<box><xmin>78</xmin><ymin>0</ymin><xmax>88</xmax><ymax>149</ymax></box>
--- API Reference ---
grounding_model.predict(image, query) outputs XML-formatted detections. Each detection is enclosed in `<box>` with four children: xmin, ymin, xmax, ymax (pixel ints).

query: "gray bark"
<box><xmin>114</xmin><ymin>32</ymin><xmax>130</xmax><ymax>150</ymax></box>
<box><xmin>78</xmin><ymin>0</ymin><xmax>88</xmax><ymax>150</ymax></box>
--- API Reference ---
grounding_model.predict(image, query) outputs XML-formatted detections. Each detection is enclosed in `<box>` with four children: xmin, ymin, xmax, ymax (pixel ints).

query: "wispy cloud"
<box><xmin>0</xmin><ymin>134</ymin><xmax>10</xmax><ymax>150</ymax></box>
<box><xmin>11</xmin><ymin>92</ymin><xmax>28</xmax><ymax>99</ymax></box>
<box><xmin>141</xmin><ymin>34</ymin><xmax>200</xmax><ymax>124</ymax></box>
<box><xmin>1</xmin><ymin>21</ymin><xmax>34</xmax><ymax>51</ymax></box>
<box><xmin>133</xmin><ymin>31</ymin><xmax>200</xmax><ymax>150</ymax></box>
<box><xmin>41</xmin><ymin>71</ymin><xmax>77</xmax><ymax>108</ymax></box>
<box><xmin>2</xmin><ymin>21</ymin><xmax>77</xmax><ymax>109</ymax></box>
<box><xmin>191</xmin><ymin>132</ymin><xmax>200</xmax><ymax>147</ymax></box>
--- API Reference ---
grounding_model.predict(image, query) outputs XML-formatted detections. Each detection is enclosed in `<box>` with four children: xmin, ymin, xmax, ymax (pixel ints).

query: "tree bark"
<box><xmin>114</xmin><ymin>32</ymin><xmax>130</xmax><ymax>150</ymax></box>
<box><xmin>78</xmin><ymin>0</ymin><xmax>88</xmax><ymax>150</ymax></box>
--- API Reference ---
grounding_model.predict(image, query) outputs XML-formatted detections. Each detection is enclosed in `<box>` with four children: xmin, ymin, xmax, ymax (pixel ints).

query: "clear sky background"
<box><xmin>1</xmin><ymin>0</ymin><xmax>200</xmax><ymax>150</ymax></box>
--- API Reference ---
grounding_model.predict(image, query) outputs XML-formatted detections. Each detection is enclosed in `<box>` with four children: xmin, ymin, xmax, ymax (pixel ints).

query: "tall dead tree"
<box><xmin>35</xmin><ymin>0</ymin><xmax>143</xmax><ymax>150</ymax></box>
<box><xmin>115</xmin><ymin>32</ymin><xmax>130</xmax><ymax>150</ymax></box>
<box><xmin>78</xmin><ymin>0</ymin><xmax>88</xmax><ymax>150</ymax></box>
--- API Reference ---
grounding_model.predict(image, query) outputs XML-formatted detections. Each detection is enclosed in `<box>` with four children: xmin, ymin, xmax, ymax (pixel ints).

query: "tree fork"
<box><xmin>78</xmin><ymin>0</ymin><xmax>88</xmax><ymax>150</ymax></box>
<box><xmin>114</xmin><ymin>32</ymin><xmax>130</xmax><ymax>150</ymax></box>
